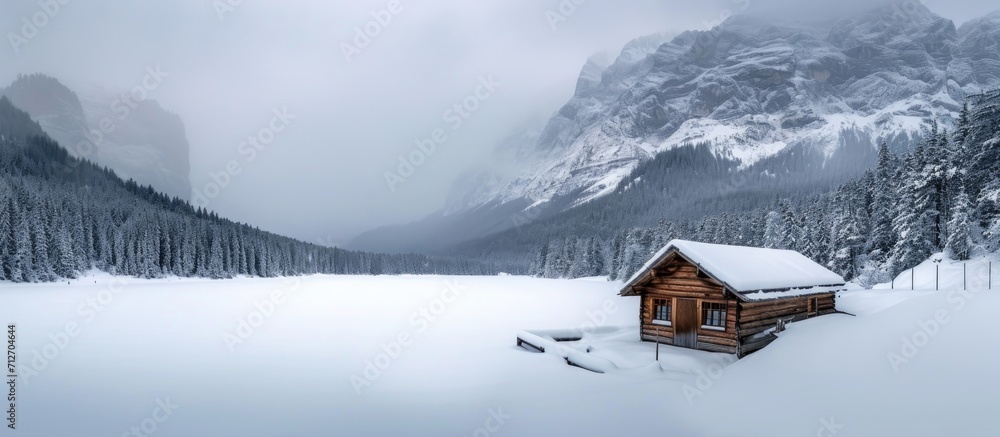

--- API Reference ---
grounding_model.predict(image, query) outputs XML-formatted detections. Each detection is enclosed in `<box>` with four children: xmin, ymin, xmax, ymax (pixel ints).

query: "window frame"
<box><xmin>808</xmin><ymin>297</ymin><xmax>819</xmax><ymax>317</ymax></box>
<box><xmin>652</xmin><ymin>298</ymin><xmax>672</xmax><ymax>326</ymax></box>
<box><xmin>701</xmin><ymin>301</ymin><xmax>727</xmax><ymax>331</ymax></box>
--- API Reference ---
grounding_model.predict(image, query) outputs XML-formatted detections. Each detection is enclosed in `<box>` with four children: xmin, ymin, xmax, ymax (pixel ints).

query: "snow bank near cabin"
<box><xmin>875</xmin><ymin>253</ymin><xmax>1000</xmax><ymax>291</ymax></box>
<box><xmin>690</xmin><ymin>287</ymin><xmax>1000</xmax><ymax>436</ymax></box>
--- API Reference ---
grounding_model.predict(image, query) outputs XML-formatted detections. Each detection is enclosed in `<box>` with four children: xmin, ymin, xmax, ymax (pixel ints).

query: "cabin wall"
<box><xmin>736</xmin><ymin>293</ymin><xmax>837</xmax><ymax>357</ymax></box>
<box><xmin>636</xmin><ymin>257</ymin><xmax>738</xmax><ymax>354</ymax></box>
<box><xmin>630</xmin><ymin>253</ymin><xmax>840</xmax><ymax>357</ymax></box>
<box><xmin>639</xmin><ymin>294</ymin><xmax>738</xmax><ymax>354</ymax></box>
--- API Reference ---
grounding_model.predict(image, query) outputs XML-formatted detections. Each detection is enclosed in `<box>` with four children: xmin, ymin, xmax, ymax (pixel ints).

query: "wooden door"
<box><xmin>674</xmin><ymin>299</ymin><xmax>699</xmax><ymax>349</ymax></box>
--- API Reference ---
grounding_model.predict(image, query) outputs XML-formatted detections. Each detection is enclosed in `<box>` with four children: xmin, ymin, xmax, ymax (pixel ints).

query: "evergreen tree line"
<box><xmin>0</xmin><ymin>98</ymin><xmax>511</xmax><ymax>283</ymax></box>
<box><xmin>532</xmin><ymin>90</ymin><xmax>1000</xmax><ymax>285</ymax></box>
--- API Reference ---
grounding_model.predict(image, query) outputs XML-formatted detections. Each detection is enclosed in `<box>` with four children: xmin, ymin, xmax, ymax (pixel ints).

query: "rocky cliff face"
<box><xmin>449</xmin><ymin>2</ymin><xmax>1000</xmax><ymax>214</ymax></box>
<box><xmin>2</xmin><ymin>74</ymin><xmax>191</xmax><ymax>200</ymax></box>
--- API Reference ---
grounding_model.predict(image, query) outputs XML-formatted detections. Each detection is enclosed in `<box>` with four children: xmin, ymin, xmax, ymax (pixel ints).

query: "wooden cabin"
<box><xmin>619</xmin><ymin>240</ymin><xmax>846</xmax><ymax>358</ymax></box>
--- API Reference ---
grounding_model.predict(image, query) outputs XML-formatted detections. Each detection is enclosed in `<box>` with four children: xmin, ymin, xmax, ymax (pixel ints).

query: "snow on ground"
<box><xmin>693</xmin><ymin>286</ymin><xmax>1000</xmax><ymax>436</ymax></box>
<box><xmin>2</xmin><ymin>273</ymin><xmax>999</xmax><ymax>436</ymax></box>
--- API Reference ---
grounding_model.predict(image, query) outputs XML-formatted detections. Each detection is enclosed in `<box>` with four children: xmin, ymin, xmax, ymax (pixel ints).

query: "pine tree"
<box><xmin>763</xmin><ymin>211</ymin><xmax>785</xmax><ymax>249</ymax></box>
<box><xmin>71</xmin><ymin>204</ymin><xmax>88</xmax><ymax>270</ymax></box>
<box><xmin>588</xmin><ymin>238</ymin><xmax>605</xmax><ymax>278</ymax></box>
<box><xmin>543</xmin><ymin>240</ymin><xmax>564</xmax><ymax>278</ymax></box>
<box><xmin>11</xmin><ymin>197</ymin><xmax>31</xmax><ymax>282</ymax></box>
<box><xmin>531</xmin><ymin>243</ymin><xmax>549</xmax><ymax>277</ymax></box>
<box><xmin>561</xmin><ymin>236</ymin><xmax>578</xmax><ymax>278</ymax></box>
<box><xmin>716</xmin><ymin>212</ymin><xmax>734</xmax><ymax>245</ymax></box>
<box><xmin>608</xmin><ymin>232</ymin><xmax>625</xmax><ymax>281</ymax></box>
<box><xmin>746</xmin><ymin>211</ymin><xmax>766</xmax><ymax>247</ymax></box>
<box><xmin>945</xmin><ymin>185</ymin><xmax>974</xmax><ymax>260</ymax></box>
<box><xmin>800</xmin><ymin>200</ymin><xmax>827</xmax><ymax>263</ymax></box>
<box><xmin>55</xmin><ymin>222</ymin><xmax>76</xmax><ymax>278</ymax></box>
<box><xmin>160</xmin><ymin>222</ymin><xmax>172</xmax><ymax>274</ymax></box>
<box><xmin>779</xmin><ymin>202</ymin><xmax>802</xmax><ymax>252</ymax></box>
<box><xmin>30</xmin><ymin>200</ymin><xmax>53</xmax><ymax>281</ymax></box>
<box><xmin>867</xmin><ymin>143</ymin><xmax>897</xmax><ymax>261</ymax></box>
<box><xmin>0</xmin><ymin>194</ymin><xmax>11</xmax><ymax>281</ymax></box>
<box><xmin>829</xmin><ymin>215</ymin><xmax>861</xmax><ymax>280</ymax></box>
<box><xmin>828</xmin><ymin>185</ymin><xmax>866</xmax><ymax>280</ymax></box>
<box><xmin>890</xmin><ymin>149</ymin><xmax>936</xmax><ymax>276</ymax></box>
<box><xmin>929</xmin><ymin>130</ymin><xmax>951</xmax><ymax>248</ymax></box>
<box><xmin>368</xmin><ymin>253</ymin><xmax>383</xmax><ymax>276</ymax></box>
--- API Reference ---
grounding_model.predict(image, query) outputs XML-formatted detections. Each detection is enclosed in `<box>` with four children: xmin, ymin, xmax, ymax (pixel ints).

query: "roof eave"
<box><xmin>618</xmin><ymin>248</ymin><xmax>743</xmax><ymax>300</ymax></box>
<box><xmin>735</xmin><ymin>284</ymin><xmax>849</xmax><ymax>302</ymax></box>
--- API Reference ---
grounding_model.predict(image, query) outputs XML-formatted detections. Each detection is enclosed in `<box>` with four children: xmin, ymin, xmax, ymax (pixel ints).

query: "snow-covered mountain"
<box><xmin>440</xmin><ymin>33</ymin><xmax>674</xmax><ymax>217</ymax></box>
<box><xmin>453</xmin><ymin>2</ymin><xmax>1000</xmax><ymax>213</ymax></box>
<box><xmin>2</xmin><ymin>74</ymin><xmax>192</xmax><ymax>200</ymax></box>
<box><xmin>350</xmin><ymin>2</ymin><xmax>1000</xmax><ymax>253</ymax></box>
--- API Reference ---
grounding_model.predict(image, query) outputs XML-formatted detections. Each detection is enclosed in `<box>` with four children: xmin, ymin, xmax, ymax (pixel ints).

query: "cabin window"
<box><xmin>701</xmin><ymin>302</ymin><xmax>727</xmax><ymax>330</ymax></box>
<box><xmin>652</xmin><ymin>298</ymin><xmax>671</xmax><ymax>325</ymax></box>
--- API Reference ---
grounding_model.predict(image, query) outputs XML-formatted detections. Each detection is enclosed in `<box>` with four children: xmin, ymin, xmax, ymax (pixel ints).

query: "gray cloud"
<box><xmin>748</xmin><ymin>0</ymin><xmax>995</xmax><ymax>24</ymax></box>
<box><xmin>0</xmin><ymin>0</ymin><xmax>995</xmax><ymax>245</ymax></box>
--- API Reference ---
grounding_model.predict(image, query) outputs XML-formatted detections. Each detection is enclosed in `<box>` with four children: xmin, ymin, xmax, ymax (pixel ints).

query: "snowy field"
<box><xmin>2</xmin><ymin>273</ymin><xmax>999</xmax><ymax>436</ymax></box>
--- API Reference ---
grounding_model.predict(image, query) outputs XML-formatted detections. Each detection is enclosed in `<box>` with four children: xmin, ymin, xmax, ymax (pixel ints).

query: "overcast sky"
<box><xmin>0</xmin><ymin>0</ymin><xmax>997</xmax><ymax>245</ymax></box>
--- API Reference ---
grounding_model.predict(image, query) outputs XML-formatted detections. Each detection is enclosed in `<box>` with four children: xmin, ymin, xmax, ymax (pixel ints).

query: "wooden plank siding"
<box><xmin>735</xmin><ymin>293</ymin><xmax>836</xmax><ymax>357</ymax></box>
<box><xmin>636</xmin><ymin>256</ymin><xmax>739</xmax><ymax>355</ymax></box>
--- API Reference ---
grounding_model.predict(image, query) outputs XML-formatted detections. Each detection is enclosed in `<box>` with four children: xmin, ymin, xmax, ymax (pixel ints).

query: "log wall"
<box><xmin>636</xmin><ymin>256</ymin><xmax>738</xmax><ymax>355</ymax></box>
<box><xmin>735</xmin><ymin>292</ymin><xmax>836</xmax><ymax>357</ymax></box>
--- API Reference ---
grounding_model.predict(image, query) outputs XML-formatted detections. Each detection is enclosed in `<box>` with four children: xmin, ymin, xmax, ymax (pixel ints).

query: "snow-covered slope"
<box><xmin>2</xmin><ymin>75</ymin><xmax>192</xmax><ymax>200</ymax></box>
<box><xmin>449</xmin><ymin>2</ymin><xmax>1000</xmax><ymax>214</ymax></box>
<box><xmin>875</xmin><ymin>252</ymin><xmax>1000</xmax><ymax>291</ymax></box>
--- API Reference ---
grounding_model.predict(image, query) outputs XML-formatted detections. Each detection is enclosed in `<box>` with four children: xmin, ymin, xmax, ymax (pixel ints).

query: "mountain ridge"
<box><xmin>1</xmin><ymin>73</ymin><xmax>193</xmax><ymax>201</ymax></box>
<box><xmin>350</xmin><ymin>2</ymin><xmax>1000</xmax><ymax>254</ymax></box>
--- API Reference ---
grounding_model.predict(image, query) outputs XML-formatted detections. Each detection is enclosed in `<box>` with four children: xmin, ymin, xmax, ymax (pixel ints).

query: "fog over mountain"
<box><xmin>0</xmin><ymin>0</ymin><xmax>996</xmax><ymax>246</ymax></box>
<box><xmin>1</xmin><ymin>74</ymin><xmax>193</xmax><ymax>200</ymax></box>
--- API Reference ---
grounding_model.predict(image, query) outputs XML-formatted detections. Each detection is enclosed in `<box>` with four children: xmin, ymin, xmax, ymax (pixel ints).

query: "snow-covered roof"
<box><xmin>740</xmin><ymin>285</ymin><xmax>847</xmax><ymax>301</ymax></box>
<box><xmin>623</xmin><ymin>240</ymin><xmax>846</xmax><ymax>298</ymax></box>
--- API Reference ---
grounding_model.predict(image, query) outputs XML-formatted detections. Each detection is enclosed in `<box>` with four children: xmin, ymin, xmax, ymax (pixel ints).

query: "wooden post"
<box><xmin>655</xmin><ymin>327</ymin><xmax>660</xmax><ymax>361</ymax></box>
<box><xmin>964</xmin><ymin>263</ymin><xmax>967</xmax><ymax>290</ymax></box>
<box><xmin>936</xmin><ymin>265</ymin><xmax>939</xmax><ymax>291</ymax></box>
<box><xmin>911</xmin><ymin>268</ymin><xmax>915</xmax><ymax>291</ymax></box>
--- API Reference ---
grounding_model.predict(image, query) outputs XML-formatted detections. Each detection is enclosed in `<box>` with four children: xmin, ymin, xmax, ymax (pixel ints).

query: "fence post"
<box><xmin>655</xmin><ymin>327</ymin><xmax>660</xmax><ymax>361</ymax></box>
<box><xmin>936</xmin><ymin>265</ymin><xmax>939</xmax><ymax>291</ymax></box>
<box><xmin>964</xmin><ymin>263</ymin><xmax>967</xmax><ymax>291</ymax></box>
<box><xmin>911</xmin><ymin>268</ymin><xmax>914</xmax><ymax>291</ymax></box>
